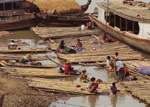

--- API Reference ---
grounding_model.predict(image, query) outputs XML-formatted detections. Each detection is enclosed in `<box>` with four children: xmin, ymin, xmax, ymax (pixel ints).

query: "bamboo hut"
<box><xmin>30</xmin><ymin>0</ymin><xmax>82</xmax><ymax>14</ymax></box>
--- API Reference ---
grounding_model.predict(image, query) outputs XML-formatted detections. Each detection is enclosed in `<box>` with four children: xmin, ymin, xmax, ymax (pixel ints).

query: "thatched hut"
<box><xmin>27</xmin><ymin>0</ymin><xmax>82</xmax><ymax>14</ymax></box>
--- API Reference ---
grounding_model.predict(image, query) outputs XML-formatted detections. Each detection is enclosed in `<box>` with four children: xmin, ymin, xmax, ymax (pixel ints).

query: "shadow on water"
<box><xmin>2</xmin><ymin>30</ymin><xmax>147</xmax><ymax>107</ymax></box>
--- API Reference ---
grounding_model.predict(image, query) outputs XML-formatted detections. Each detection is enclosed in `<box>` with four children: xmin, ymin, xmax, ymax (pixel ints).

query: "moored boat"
<box><xmin>89</xmin><ymin>1</ymin><xmax>150</xmax><ymax>53</ymax></box>
<box><xmin>0</xmin><ymin>0</ymin><xmax>36</xmax><ymax>31</ymax></box>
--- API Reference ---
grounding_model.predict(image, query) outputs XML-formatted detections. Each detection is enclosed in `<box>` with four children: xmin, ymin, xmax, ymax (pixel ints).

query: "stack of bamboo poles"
<box><xmin>0</xmin><ymin>48</ymin><xmax>49</xmax><ymax>54</ymax></box>
<box><xmin>0</xmin><ymin>54</ymin><xmax>48</xmax><ymax>61</ymax></box>
<box><xmin>6</xmin><ymin>68</ymin><xmax>74</xmax><ymax>78</ymax></box>
<box><xmin>31</xmin><ymin>27</ymin><xmax>95</xmax><ymax>39</ymax></box>
<box><xmin>28</xmin><ymin>77</ymin><xmax>125</xmax><ymax>95</ymax></box>
<box><xmin>122</xmin><ymin>80</ymin><xmax>150</xmax><ymax>105</ymax></box>
<box><xmin>48</xmin><ymin>35</ymin><xmax>144</xmax><ymax>64</ymax></box>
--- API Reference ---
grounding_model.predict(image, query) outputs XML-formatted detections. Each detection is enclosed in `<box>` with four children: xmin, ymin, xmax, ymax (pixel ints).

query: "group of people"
<box><xmin>79</xmin><ymin>68</ymin><xmax>118</xmax><ymax>95</ymax></box>
<box><xmin>106</xmin><ymin>52</ymin><xmax>137</xmax><ymax>81</ymax></box>
<box><xmin>80</xmin><ymin>20</ymin><xmax>94</xmax><ymax>31</ymax></box>
<box><xmin>57</xmin><ymin>39</ymin><xmax>84</xmax><ymax>54</ymax></box>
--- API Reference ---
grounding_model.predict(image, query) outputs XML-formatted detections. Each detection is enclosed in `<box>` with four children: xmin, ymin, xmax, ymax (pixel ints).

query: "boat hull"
<box><xmin>0</xmin><ymin>18</ymin><xmax>36</xmax><ymax>31</ymax></box>
<box><xmin>89</xmin><ymin>15</ymin><xmax>150</xmax><ymax>54</ymax></box>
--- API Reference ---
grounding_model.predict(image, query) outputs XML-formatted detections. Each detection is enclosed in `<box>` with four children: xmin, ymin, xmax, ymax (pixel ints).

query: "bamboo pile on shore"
<box><xmin>5</xmin><ymin>68</ymin><xmax>75</xmax><ymax>78</ymax></box>
<box><xmin>0</xmin><ymin>48</ymin><xmax>49</xmax><ymax>54</ymax></box>
<box><xmin>31</xmin><ymin>27</ymin><xmax>95</xmax><ymax>39</ymax></box>
<box><xmin>0</xmin><ymin>54</ymin><xmax>48</xmax><ymax>61</ymax></box>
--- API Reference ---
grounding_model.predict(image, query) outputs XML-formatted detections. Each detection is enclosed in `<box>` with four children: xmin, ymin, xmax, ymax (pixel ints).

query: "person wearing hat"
<box><xmin>64</xmin><ymin>60</ymin><xmax>74</xmax><ymax>75</ymax></box>
<box><xmin>80</xmin><ymin>69</ymin><xmax>88</xmax><ymax>83</ymax></box>
<box><xmin>19</xmin><ymin>54</ymin><xmax>33</xmax><ymax>64</ymax></box>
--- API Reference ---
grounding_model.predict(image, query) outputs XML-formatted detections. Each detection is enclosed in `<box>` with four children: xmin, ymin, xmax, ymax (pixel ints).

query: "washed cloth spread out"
<box><xmin>135</xmin><ymin>67</ymin><xmax>150</xmax><ymax>75</ymax></box>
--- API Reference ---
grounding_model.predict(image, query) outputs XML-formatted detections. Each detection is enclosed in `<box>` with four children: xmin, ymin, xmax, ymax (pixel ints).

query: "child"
<box><xmin>80</xmin><ymin>69</ymin><xmax>88</xmax><ymax>83</ymax></box>
<box><xmin>88</xmin><ymin>77</ymin><xmax>97</xmax><ymax>93</ymax></box>
<box><xmin>110</xmin><ymin>82</ymin><xmax>117</xmax><ymax>95</ymax></box>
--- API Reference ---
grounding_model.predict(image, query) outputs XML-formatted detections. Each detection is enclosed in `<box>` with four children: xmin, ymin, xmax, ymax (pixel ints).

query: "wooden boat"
<box><xmin>81</xmin><ymin>0</ymin><xmax>91</xmax><ymax>13</ymax></box>
<box><xmin>37</xmin><ymin>13</ymin><xmax>90</xmax><ymax>27</ymax></box>
<box><xmin>6</xmin><ymin>63</ymin><xmax>58</xmax><ymax>69</ymax></box>
<box><xmin>0</xmin><ymin>48</ymin><xmax>49</xmax><ymax>53</ymax></box>
<box><xmin>0</xmin><ymin>0</ymin><xmax>36</xmax><ymax>31</ymax></box>
<box><xmin>89</xmin><ymin>1</ymin><xmax>150</xmax><ymax>54</ymax></box>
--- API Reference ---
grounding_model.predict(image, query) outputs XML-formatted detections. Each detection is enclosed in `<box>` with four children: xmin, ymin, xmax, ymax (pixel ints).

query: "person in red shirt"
<box><xmin>102</xmin><ymin>32</ymin><xmax>109</xmax><ymax>43</ymax></box>
<box><xmin>64</xmin><ymin>60</ymin><xmax>74</xmax><ymax>75</ymax></box>
<box><xmin>124</xmin><ymin>64</ymin><xmax>130</xmax><ymax>77</ymax></box>
<box><xmin>87</xmin><ymin>21</ymin><xmax>93</xmax><ymax>29</ymax></box>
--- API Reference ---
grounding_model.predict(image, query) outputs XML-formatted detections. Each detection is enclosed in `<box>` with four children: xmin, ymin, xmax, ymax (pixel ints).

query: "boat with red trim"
<box><xmin>89</xmin><ymin>1</ymin><xmax>150</xmax><ymax>53</ymax></box>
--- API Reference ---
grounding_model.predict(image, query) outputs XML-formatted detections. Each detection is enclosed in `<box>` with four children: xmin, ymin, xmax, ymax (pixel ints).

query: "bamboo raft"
<box><xmin>28</xmin><ymin>77</ymin><xmax>125</xmax><ymax>95</ymax></box>
<box><xmin>31</xmin><ymin>27</ymin><xmax>95</xmax><ymax>39</ymax></box>
<box><xmin>121</xmin><ymin>80</ymin><xmax>150</xmax><ymax>105</ymax></box>
<box><xmin>0</xmin><ymin>54</ymin><xmax>49</xmax><ymax>61</ymax></box>
<box><xmin>6</xmin><ymin>68</ymin><xmax>75</xmax><ymax>78</ymax></box>
<box><xmin>6</xmin><ymin>63</ymin><xmax>58</xmax><ymax>69</ymax></box>
<box><xmin>48</xmin><ymin>36</ymin><xmax>144</xmax><ymax>64</ymax></box>
<box><xmin>0</xmin><ymin>48</ymin><xmax>49</xmax><ymax>53</ymax></box>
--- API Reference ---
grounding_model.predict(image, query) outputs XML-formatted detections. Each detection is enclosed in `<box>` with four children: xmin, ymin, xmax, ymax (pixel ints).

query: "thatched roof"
<box><xmin>28</xmin><ymin>0</ymin><xmax>82</xmax><ymax>14</ymax></box>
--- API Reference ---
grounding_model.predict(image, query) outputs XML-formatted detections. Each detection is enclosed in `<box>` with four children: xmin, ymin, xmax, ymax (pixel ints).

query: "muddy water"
<box><xmin>50</xmin><ymin>94</ymin><xmax>145</xmax><ymax>107</ymax></box>
<box><xmin>2</xmin><ymin>30</ymin><xmax>147</xmax><ymax>107</ymax></box>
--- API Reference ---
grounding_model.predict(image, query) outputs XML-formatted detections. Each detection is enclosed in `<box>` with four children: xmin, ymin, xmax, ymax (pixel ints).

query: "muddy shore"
<box><xmin>0</xmin><ymin>70</ymin><xmax>69</xmax><ymax>107</ymax></box>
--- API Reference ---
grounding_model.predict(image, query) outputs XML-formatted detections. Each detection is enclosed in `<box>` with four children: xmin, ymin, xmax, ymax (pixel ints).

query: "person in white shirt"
<box><xmin>106</xmin><ymin>56</ymin><xmax>112</xmax><ymax>70</ymax></box>
<box><xmin>81</xmin><ymin>25</ymin><xmax>85</xmax><ymax>31</ymax></box>
<box><xmin>115</xmin><ymin>60</ymin><xmax>124</xmax><ymax>80</ymax></box>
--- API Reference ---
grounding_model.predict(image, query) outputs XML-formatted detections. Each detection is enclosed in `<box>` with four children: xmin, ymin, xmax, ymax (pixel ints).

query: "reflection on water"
<box><xmin>50</xmin><ymin>94</ymin><xmax>145</xmax><ymax>107</ymax></box>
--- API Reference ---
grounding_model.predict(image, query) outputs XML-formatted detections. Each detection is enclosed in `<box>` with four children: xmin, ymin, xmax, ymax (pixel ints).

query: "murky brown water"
<box><xmin>1</xmin><ymin>29</ymin><xmax>147</xmax><ymax>107</ymax></box>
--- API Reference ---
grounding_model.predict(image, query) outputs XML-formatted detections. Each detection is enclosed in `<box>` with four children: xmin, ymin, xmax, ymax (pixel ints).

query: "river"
<box><xmin>2</xmin><ymin>30</ymin><xmax>146</xmax><ymax>107</ymax></box>
<box><xmin>2</xmin><ymin>0</ymin><xmax>149</xmax><ymax>106</ymax></box>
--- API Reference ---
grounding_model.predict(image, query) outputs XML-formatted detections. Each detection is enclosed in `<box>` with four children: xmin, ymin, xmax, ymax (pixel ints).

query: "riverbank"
<box><xmin>0</xmin><ymin>29</ymin><xmax>148</xmax><ymax>107</ymax></box>
<box><xmin>0</xmin><ymin>71</ymin><xmax>64</xmax><ymax>107</ymax></box>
